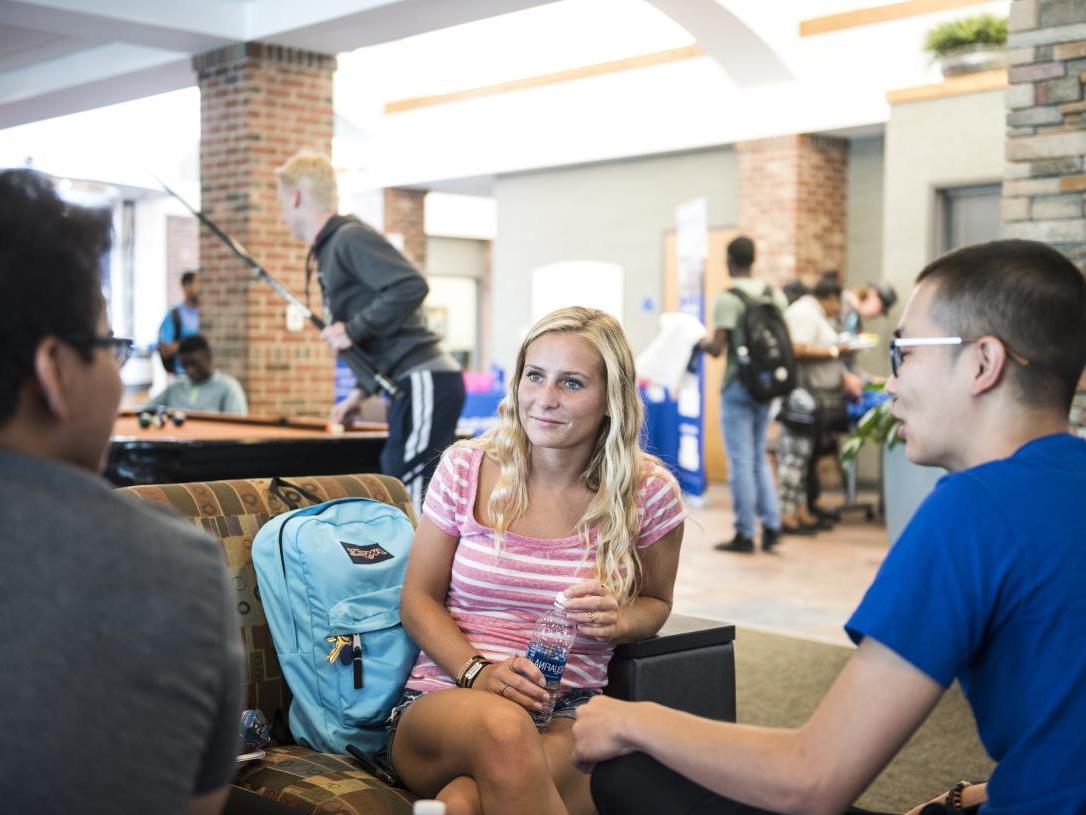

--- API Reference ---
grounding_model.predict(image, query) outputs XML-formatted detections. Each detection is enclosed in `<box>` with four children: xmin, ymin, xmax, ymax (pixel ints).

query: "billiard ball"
<box><xmin>138</xmin><ymin>411</ymin><xmax>153</xmax><ymax>429</ymax></box>
<box><xmin>170</xmin><ymin>410</ymin><xmax>186</xmax><ymax>427</ymax></box>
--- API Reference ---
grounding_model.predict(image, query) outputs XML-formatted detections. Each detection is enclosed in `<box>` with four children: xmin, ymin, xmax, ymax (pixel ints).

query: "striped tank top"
<box><xmin>406</xmin><ymin>443</ymin><xmax>685</xmax><ymax>694</ymax></box>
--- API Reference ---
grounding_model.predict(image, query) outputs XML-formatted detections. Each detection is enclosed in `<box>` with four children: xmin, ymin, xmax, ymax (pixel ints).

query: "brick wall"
<box><xmin>737</xmin><ymin>134</ymin><xmax>848</xmax><ymax>285</ymax></box>
<box><xmin>164</xmin><ymin>214</ymin><xmax>197</xmax><ymax>305</ymax></box>
<box><xmin>383</xmin><ymin>187</ymin><xmax>427</xmax><ymax>268</ymax></box>
<box><xmin>1002</xmin><ymin>0</ymin><xmax>1086</xmax><ymax>269</ymax></box>
<box><xmin>194</xmin><ymin>42</ymin><xmax>336</xmax><ymax>417</ymax></box>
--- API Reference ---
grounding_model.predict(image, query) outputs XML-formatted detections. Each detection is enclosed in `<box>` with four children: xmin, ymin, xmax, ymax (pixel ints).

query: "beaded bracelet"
<box><xmin>945</xmin><ymin>780</ymin><xmax>970</xmax><ymax>812</ymax></box>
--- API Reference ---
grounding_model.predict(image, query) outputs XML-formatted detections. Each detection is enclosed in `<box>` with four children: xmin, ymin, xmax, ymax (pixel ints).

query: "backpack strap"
<box><xmin>268</xmin><ymin>476</ymin><xmax>323</xmax><ymax>510</ymax></box>
<box><xmin>728</xmin><ymin>286</ymin><xmax>752</xmax><ymax>307</ymax></box>
<box><xmin>170</xmin><ymin>306</ymin><xmax>182</xmax><ymax>339</ymax></box>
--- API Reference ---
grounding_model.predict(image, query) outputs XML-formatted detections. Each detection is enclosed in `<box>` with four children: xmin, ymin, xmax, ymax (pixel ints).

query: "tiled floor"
<box><xmin>672</xmin><ymin>483</ymin><xmax>890</xmax><ymax>645</ymax></box>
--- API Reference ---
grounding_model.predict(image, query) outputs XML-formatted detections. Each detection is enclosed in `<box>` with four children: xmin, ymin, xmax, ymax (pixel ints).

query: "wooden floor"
<box><xmin>672</xmin><ymin>483</ymin><xmax>890</xmax><ymax>646</ymax></box>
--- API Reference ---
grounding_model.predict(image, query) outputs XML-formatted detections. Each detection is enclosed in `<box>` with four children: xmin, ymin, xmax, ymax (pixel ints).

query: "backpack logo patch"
<box><xmin>340</xmin><ymin>541</ymin><xmax>394</xmax><ymax>565</ymax></box>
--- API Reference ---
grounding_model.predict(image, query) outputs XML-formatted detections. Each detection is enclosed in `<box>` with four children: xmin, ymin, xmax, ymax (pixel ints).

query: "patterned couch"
<box><xmin>121</xmin><ymin>472</ymin><xmax>737</xmax><ymax>814</ymax></box>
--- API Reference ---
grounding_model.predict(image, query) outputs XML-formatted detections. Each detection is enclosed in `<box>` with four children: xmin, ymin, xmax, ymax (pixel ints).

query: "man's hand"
<box><xmin>843</xmin><ymin>371</ymin><xmax>863</xmax><ymax>401</ymax></box>
<box><xmin>329</xmin><ymin>388</ymin><xmax>363</xmax><ymax>426</ymax></box>
<box><xmin>321</xmin><ymin>321</ymin><xmax>353</xmax><ymax>351</ymax></box>
<box><xmin>572</xmin><ymin>695</ymin><xmax>638</xmax><ymax>771</ymax></box>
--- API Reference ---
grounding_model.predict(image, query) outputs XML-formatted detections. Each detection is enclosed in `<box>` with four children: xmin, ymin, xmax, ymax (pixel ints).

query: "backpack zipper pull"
<box><xmin>352</xmin><ymin>633</ymin><xmax>364</xmax><ymax>689</ymax></box>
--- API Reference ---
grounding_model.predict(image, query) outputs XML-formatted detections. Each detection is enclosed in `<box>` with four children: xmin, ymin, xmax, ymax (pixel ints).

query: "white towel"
<box><xmin>636</xmin><ymin>312</ymin><xmax>707</xmax><ymax>392</ymax></box>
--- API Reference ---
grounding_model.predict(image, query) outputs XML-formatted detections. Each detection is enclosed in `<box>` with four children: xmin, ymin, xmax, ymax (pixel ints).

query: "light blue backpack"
<box><xmin>253</xmin><ymin>495</ymin><xmax>419</xmax><ymax>756</ymax></box>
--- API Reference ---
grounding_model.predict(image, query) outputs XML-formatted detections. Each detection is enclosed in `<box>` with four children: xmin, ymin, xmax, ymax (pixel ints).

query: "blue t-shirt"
<box><xmin>158</xmin><ymin>304</ymin><xmax>201</xmax><ymax>373</ymax></box>
<box><xmin>846</xmin><ymin>434</ymin><xmax>1086</xmax><ymax>814</ymax></box>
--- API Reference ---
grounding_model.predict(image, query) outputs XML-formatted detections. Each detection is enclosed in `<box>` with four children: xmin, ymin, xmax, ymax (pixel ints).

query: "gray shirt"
<box><xmin>0</xmin><ymin>450</ymin><xmax>243</xmax><ymax>813</ymax></box>
<box><xmin>144</xmin><ymin>370</ymin><xmax>248</xmax><ymax>414</ymax></box>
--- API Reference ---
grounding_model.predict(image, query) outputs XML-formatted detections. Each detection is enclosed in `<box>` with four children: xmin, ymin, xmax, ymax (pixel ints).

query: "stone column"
<box><xmin>1003</xmin><ymin>0</ymin><xmax>1086</xmax><ymax>268</ymax></box>
<box><xmin>737</xmin><ymin>134</ymin><xmax>849</xmax><ymax>285</ymax></box>
<box><xmin>194</xmin><ymin>43</ymin><xmax>336</xmax><ymax>417</ymax></box>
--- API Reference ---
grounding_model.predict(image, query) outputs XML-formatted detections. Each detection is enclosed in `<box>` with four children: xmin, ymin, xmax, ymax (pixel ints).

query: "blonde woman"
<box><xmin>392</xmin><ymin>307</ymin><xmax>686</xmax><ymax>815</ymax></box>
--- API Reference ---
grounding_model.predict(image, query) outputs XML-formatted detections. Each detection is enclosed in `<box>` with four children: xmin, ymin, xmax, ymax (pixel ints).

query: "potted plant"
<box><xmin>839</xmin><ymin>397</ymin><xmax>901</xmax><ymax>466</ymax></box>
<box><xmin>840</xmin><ymin>390</ymin><xmax>945</xmax><ymax>544</ymax></box>
<box><xmin>924</xmin><ymin>13</ymin><xmax>1009</xmax><ymax>78</ymax></box>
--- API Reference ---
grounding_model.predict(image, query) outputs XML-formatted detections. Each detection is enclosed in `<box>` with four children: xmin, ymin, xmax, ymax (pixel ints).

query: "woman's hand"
<box><xmin>562</xmin><ymin>581</ymin><xmax>621</xmax><ymax>641</ymax></box>
<box><xmin>475</xmin><ymin>655</ymin><xmax>550</xmax><ymax>713</ymax></box>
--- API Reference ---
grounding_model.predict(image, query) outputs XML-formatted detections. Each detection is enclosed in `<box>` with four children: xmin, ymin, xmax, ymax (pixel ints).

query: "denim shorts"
<box><xmin>385</xmin><ymin>686</ymin><xmax>599</xmax><ymax>773</ymax></box>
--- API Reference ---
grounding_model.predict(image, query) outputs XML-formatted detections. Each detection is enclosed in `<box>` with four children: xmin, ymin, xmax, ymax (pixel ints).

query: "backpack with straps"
<box><xmin>158</xmin><ymin>307</ymin><xmax>182</xmax><ymax>373</ymax></box>
<box><xmin>252</xmin><ymin>480</ymin><xmax>419</xmax><ymax>757</ymax></box>
<box><xmin>729</xmin><ymin>285</ymin><xmax>798</xmax><ymax>402</ymax></box>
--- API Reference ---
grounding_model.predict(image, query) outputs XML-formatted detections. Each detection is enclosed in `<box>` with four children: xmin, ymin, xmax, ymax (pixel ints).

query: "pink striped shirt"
<box><xmin>407</xmin><ymin>444</ymin><xmax>685</xmax><ymax>694</ymax></box>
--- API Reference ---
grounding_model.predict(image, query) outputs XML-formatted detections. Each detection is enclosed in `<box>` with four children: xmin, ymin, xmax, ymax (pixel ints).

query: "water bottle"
<box><xmin>413</xmin><ymin>802</ymin><xmax>446</xmax><ymax>815</ymax></box>
<box><xmin>525</xmin><ymin>591</ymin><xmax>577</xmax><ymax>729</ymax></box>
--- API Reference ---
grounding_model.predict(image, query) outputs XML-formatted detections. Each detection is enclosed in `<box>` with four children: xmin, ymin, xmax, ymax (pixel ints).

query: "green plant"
<box><xmin>839</xmin><ymin>395</ymin><xmax>902</xmax><ymax>465</ymax></box>
<box><xmin>923</xmin><ymin>13</ymin><xmax>1008</xmax><ymax>58</ymax></box>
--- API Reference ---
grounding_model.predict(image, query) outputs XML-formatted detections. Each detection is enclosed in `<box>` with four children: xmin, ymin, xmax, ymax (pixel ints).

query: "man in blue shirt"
<box><xmin>573</xmin><ymin>239</ymin><xmax>1086</xmax><ymax>815</ymax></box>
<box><xmin>157</xmin><ymin>269</ymin><xmax>201</xmax><ymax>374</ymax></box>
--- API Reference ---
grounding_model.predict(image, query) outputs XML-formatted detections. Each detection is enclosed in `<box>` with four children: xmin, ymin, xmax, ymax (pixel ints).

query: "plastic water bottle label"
<box><xmin>526</xmin><ymin>641</ymin><xmax>567</xmax><ymax>685</ymax></box>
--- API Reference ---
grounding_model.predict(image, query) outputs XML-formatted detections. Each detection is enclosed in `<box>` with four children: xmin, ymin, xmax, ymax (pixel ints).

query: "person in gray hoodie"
<box><xmin>276</xmin><ymin>150</ymin><xmax>464</xmax><ymax>509</ymax></box>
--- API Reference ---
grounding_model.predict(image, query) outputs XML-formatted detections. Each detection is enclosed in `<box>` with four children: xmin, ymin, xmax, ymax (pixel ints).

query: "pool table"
<box><xmin>106</xmin><ymin>411</ymin><xmax>388</xmax><ymax>486</ymax></box>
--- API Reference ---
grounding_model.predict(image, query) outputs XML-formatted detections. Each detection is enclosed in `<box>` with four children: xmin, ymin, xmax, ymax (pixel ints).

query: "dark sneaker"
<box><xmin>762</xmin><ymin>527</ymin><xmax>781</xmax><ymax>553</ymax></box>
<box><xmin>714</xmin><ymin>533</ymin><xmax>755</xmax><ymax>553</ymax></box>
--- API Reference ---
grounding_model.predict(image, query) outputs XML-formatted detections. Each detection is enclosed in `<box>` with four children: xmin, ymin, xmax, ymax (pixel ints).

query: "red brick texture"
<box><xmin>194</xmin><ymin>42</ymin><xmax>336</xmax><ymax>418</ymax></box>
<box><xmin>737</xmin><ymin>134</ymin><xmax>848</xmax><ymax>286</ymax></box>
<box><xmin>165</xmin><ymin>214</ymin><xmax>198</xmax><ymax>306</ymax></box>
<box><xmin>383</xmin><ymin>187</ymin><xmax>427</xmax><ymax>268</ymax></box>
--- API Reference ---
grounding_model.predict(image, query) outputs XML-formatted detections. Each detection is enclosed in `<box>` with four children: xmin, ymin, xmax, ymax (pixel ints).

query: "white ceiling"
<box><xmin>0</xmin><ymin>0</ymin><xmax>1013</xmax><ymax>190</ymax></box>
<box><xmin>0</xmin><ymin>0</ymin><xmax>559</xmax><ymax>128</ymax></box>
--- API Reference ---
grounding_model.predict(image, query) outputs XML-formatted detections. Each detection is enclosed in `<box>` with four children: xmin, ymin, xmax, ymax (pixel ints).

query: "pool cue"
<box><xmin>150</xmin><ymin>174</ymin><xmax>403</xmax><ymax>400</ymax></box>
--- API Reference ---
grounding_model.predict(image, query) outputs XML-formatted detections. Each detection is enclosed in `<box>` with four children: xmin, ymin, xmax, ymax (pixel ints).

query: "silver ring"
<box><xmin>498</xmin><ymin>680</ymin><xmax>509</xmax><ymax>698</ymax></box>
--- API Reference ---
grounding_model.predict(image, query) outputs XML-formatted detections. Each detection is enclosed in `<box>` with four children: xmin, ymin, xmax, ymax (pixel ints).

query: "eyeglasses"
<box><xmin>59</xmin><ymin>334</ymin><xmax>134</xmax><ymax>366</ymax></box>
<box><xmin>889</xmin><ymin>336</ymin><xmax>1030</xmax><ymax>378</ymax></box>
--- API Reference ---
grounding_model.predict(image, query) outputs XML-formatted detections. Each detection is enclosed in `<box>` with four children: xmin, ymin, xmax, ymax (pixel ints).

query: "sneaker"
<box><xmin>761</xmin><ymin>527</ymin><xmax>781</xmax><ymax>552</ymax></box>
<box><xmin>714</xmin><ymin>533</ymin><xmax>754</xmax><ymax>553</ymax></box>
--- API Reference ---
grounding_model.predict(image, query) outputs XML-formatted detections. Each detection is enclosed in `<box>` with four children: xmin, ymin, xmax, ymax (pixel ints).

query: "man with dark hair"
<box><xmin>840</xmin><ymin>281</ymin><xmax>897</xmax><ymax>337</ymax></box>
<box><xmin>157</xmin><ymin>268</ymin><xmax>201</xmax><ymax>374</ymax></box>
<box><xmin>575</xmin><ymin>239</ymin><xmax>1086</xmax><ymax>815</ymax></box>
<box><xmin>143</xmin><ymin>333</ymin><xmax>248</xmax><ymax>414</ymax></box>
<box><xmin>697</xmin><ymin>236</ymin><xmax>786</xmax><ymax>553</ymax></box>
<box><xmin>0</xmin><ymin>169</ymin><xmax>243</xmax><ymax>815</ymax></box>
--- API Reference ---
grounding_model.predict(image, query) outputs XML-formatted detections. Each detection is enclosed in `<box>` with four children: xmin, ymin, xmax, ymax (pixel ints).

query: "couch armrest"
<box><xmin>605</xmin><ymin>614</ymin><xmax>736</xmax><ymax>722</ymax></box>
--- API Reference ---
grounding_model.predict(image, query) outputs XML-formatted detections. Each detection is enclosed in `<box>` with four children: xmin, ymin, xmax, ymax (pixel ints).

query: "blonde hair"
<box><xmin>275</xmin><ymin>149</ymin><xmax>338</xmax><ymax>211</ymax></box>
<box><xmin>470</xmin><ymin>306</ymin><xmax>667</xmax><ymax>603</ymax></box>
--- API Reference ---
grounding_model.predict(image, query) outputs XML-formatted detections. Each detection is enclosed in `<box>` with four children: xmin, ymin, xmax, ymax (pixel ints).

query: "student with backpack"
<box><xmin>697</xmin><ymin>236</ymin><xmax>793</xmax><ymax>554</ymax></box>
<box><xmin>389</xmin><ymin>307</ymin><xmax>685</xmax><ymax>815</ymax></box>
<box><xmin>157</xmin><ymin>269</ymin><xmax>201</xmax><ymax>375</ymax></box>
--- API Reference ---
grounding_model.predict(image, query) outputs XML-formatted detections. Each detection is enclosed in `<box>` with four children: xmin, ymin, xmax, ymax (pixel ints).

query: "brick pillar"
<box><xmin>383</xmin><ymin>187</ymin><xmax>427</xmax><ymax>269</ymax></box>
<box><xmin>737</xmin><ymin>134</ymin><xmax>848</xmax><ymax>286</ymax></box>
<box><xmin>165</xmin><ymin>214</ymin><xmax>197</xmax><ymax>305</ymax></box>
<box><xmin>1002</xmin><ymin>0</ymin><xmax>1086</xmax><ymax>269</ymax></box>
<box><xmin>194</xmin><ymin>42</ymin><xmax>336</xmax><ymax>417</ymax></box>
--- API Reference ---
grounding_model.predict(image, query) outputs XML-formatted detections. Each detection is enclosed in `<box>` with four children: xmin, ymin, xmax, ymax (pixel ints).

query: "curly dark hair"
<box><xmin>0</xmin><ymin>169</ymin><xmax>113</xmax><ymax>423</ymax></box>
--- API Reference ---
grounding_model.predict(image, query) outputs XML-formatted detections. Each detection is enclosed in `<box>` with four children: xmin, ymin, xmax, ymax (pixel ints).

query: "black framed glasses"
<box><xmin>59</xmin><ymin>334</ymin><xmax>134</xmax><ymax>366</ymax></box>
<box><xmin>889</xmin><ymin>336</ymin><xmax>1030</xmax><ymax>378</ymax></box>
